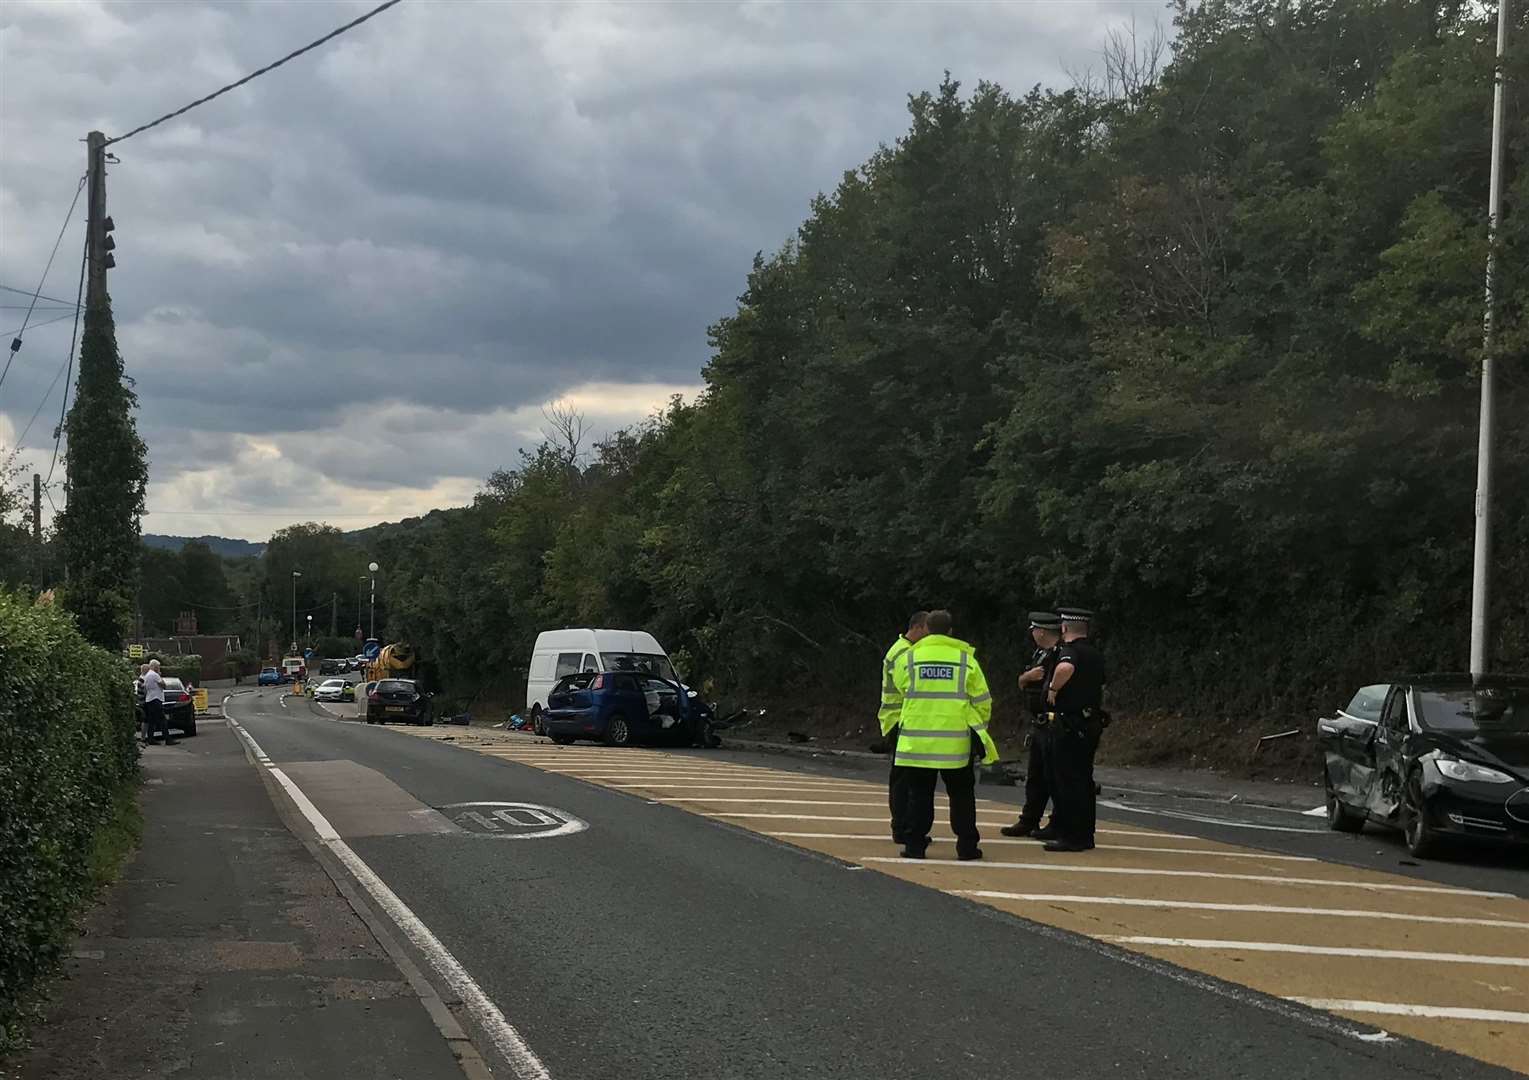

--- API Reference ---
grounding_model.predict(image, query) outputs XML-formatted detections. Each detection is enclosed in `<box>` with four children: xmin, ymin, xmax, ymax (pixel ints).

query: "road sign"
<box><xmin>127</xmin><ymin>644</ymin><xmax>144</xmax><ymax>659</ymax></box>
<box><xmin>443</xmin><ymin>801</ymin><xmax>589</xmax><ymax>839</ymax></box>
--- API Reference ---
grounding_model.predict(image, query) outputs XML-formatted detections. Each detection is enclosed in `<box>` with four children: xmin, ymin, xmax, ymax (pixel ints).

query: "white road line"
<box><xmin>1289</xmin><ymin>998</ymin><xmax>1529</xmax><ymax>1024</ymax></box>
<box><xmin>861</xmin><ymin>857</ymin><xmax>1515</xmax><ymax>898</ymax></box>
<box><xmin>710</xmin><ymin>814</ymin><xmax>1179</xmax><ymax>838</ymax></box>
<box><xmin>652</xmin><ymin>797</ymin><xmax>1023</xmax><ymax>809</ymax></box>
<box><xmin>611</xmin><ymin>783</ymin><xmax>873</xmax><ymax>792</ymax></box>
<box><xmin>959</xmin><ymin>891</ymin><xmax>1529</xmax><ymax>930</ymax></box>
<box><xmin>1099</xmin><ymin>799</ymin><xmax>1322</xmax><ymax>835</ymax></box>
<box><xmin>1110</xmin><ymin>937</ymin><xmax>1529</xmax><ymax>967</ymax></box>
<box><xmin>763</xmin><ymin>833</ymin><xmax>1316</xmax><ymax>861</ymax></box>
<box><xmin>1302</xmin><ymin>806</ymin><xmax>1328</xmax><ymax>817</ymax></box>
<box><xmin>226</xmin><ymin>708</ymin><xmax>551</xmax><ymax>1080</ymax></box>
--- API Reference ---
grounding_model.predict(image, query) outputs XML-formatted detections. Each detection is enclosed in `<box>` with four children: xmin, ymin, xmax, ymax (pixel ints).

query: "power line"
<box><xmin>105</xmin><ymin>0</ymin><xmax>405</xmax><ymax>146</ymax></box>
<box><xmin>0</xmin><ymin>309</ymin><xmax>78</xmax><ymax>343</ymax></box>
<box><xmin>0</xmin><ymin>284</ymin><xmax>81</xmax><ymax>306</ymax></box>
<box><xmin>0</xmin><ymin>175</ymin><xmax>86</xmax><ymax>394</ymax></box>
<box><xmin>46</xmin><ymin>234</ymin><xmax>89</xmax><ymax>486</ymax></box>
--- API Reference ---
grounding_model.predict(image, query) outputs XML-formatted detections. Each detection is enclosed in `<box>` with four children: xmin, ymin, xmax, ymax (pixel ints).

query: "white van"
<box><xmin>525</xmin><ymin>629</ymin><xmax>676</xmax><ymax>718</ymax></box>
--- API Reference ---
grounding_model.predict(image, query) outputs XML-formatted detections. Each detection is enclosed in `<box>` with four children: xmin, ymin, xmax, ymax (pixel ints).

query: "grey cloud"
<box><xmin>2</xmin><ymin>0</ymin><xmax>1159</xmax><ymax>537</ymax></box>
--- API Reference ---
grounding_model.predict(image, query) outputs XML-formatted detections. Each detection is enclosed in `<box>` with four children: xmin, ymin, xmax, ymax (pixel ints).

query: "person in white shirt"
<box><xmin>141</xmin><ymin>660</ymin><xmax>175</xmax><ymax>746</ymax></box>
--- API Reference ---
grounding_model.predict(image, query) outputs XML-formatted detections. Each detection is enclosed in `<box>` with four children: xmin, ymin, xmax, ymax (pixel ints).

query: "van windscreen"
<box><xmin>600</xmin><ymin>653</ymin><xmax>675</xmax><ymax>680</ymax></box>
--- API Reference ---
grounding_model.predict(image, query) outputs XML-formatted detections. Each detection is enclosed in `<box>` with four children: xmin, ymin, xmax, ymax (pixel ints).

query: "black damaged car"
<box><xmin>1319</xmin><ymin>674</ymin><xmax>1529</xmax><ymax>858</ymax></box>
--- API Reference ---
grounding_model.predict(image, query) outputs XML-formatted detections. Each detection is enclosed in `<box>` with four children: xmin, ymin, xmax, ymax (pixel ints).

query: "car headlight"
<box><xmin>1435</xmin><ymin>755</ymin><xmax>1516</xmax><ymax>785</ymax></box>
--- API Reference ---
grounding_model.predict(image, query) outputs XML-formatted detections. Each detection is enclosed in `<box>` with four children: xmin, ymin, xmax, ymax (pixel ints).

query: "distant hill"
<box><xmin>344</xmin><ymin>507</ymin><xmax>460</xmax><ymax>550</ymax></box>
<box><xmin>142</xmin><ymin>534</ymin><xmax>267</xmax><ymax>559</ymax></box>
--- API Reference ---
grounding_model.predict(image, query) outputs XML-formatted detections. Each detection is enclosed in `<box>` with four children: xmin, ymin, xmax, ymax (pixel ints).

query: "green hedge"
<box><xmin>149</xmin><ymin>653</ymin><xmax>201</xmax><ymax>685</ymax></box>
<box><xmin>0</xmin><ymin>590</ymin><xmax>140</xmax><ymax>1047</ymax></box>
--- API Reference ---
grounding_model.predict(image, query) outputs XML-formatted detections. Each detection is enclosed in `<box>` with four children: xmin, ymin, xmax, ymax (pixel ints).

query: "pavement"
<box><xmin>8</xmin><ymin>713</ymin><xmax>474</xmax><ymax>1080</ymax></box>
<box><xmin>20</xmin><ymin>683</ymin><xmax>1529</xmax><ymax>1079</ymax></box>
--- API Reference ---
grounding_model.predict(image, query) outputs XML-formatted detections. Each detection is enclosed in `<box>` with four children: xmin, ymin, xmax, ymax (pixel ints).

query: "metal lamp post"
<box><xmin>290</xmin><ymin>570</ymin><xmax>301</xmax><ymax>653</ymax></box>
<box><xmin>368</xmin><ymin>562</ymin><xmax>379</xmax><ymax>640</ymax></box>
<box><xmin>306</xmin><ymin>614</ymin><xmax>312</xmax><ymax>645</ymax></box>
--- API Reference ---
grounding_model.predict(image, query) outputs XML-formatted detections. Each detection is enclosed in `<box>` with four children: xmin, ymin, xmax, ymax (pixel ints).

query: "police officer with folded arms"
<box><xmin>1002</xmin><ymin>611</ymin><xmax>1062</xmax><ymax>838</ymax></box>
<box><xmin>1042</xmin><ymin>606</ymin><xmax>1106</xmax><ymax>852</ymax></box>
<box><xmin>879</xmin><ymin>610</ymin><xmax>929</xmax><ymax>847</ymax></box>
<box><xmin>889</xmin><ymin>609</ymin><xmax>999</xmax><ymax>861</ymax></box>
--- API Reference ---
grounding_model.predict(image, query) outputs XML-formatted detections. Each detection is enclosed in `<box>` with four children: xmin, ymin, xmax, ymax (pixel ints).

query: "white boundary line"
<box><xmin>1289</xmin><ymin>998</ymin><xmax>1529</xmax><ymax>1024</ymax></box>
<box><xmin>226</xmin><ymin>706</ymin><xmax>551</xmax><ymax>1080</ymax></box>
<box><xmin>860</xmin><ymin>857</ymin><xmax>1515</xmax><ymax>898</ymax></box>
<box><xmin>959</xmin><ymin>891</ymin><xmax>1529</xmax><ymax>930</ymax></box>
<box><xmin>1110</xmin><ymin>936</ymin><xmax>1529</xmax><ymax>967</ymax></box>
<box><xmin>1099</xmin><ymin>799</ymin><xmax>1322</xmax><ymax>835</ymax></box>
<box><xmin>763</xmin><ymin>833</ymin><xmax>1317</xmax><ymax>861</ymax></box>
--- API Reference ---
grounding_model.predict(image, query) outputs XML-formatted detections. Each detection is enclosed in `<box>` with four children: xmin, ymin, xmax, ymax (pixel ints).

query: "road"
<box><xmin>229</xmin><ymin>687</ymin><xmax>1529</xmax><ymax>1078</ymax></box>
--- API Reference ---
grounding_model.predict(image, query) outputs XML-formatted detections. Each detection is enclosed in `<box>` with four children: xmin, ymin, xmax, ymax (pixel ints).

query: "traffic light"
<box><xmin>101</xmin><ymin>215</ymin><xmax>116</xmax><ymax>270</ymax></box>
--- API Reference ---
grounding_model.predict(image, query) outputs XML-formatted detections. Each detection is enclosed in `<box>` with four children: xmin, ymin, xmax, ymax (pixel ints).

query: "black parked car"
<box><xmin>365</xmin><ymin>678</ymin><xmax>432</xmax><ymax>726</ymax></box>
<box><xmin>319</xmin><ymin>658</ymin><xmax>343</xmax><ymax>676</ymax></box>
<box><xmin>1318</xmin><ymin>674</ymin><xmax>1529</xmax><ymax>857</ymax></box>
<box><xmin>134</xmin><ymin>676</ymin><xmax>197</xmax><ymax>738</ymax></box>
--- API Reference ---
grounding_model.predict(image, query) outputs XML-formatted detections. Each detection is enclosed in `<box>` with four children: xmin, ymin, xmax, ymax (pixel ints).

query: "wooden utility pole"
<box><xmin>330</xmin><ymin>592</ymin><xmax>337</xmax><ymax>637</ymax></box>
<box><xmin>84</xmin><ymin>132</ymin><xmax>112</xmax><ymax>312</ymax></box>
<box><xmin>31</xmin><ymin>473</ymin><xmax>40</xmax><ymax>544</ymax></box>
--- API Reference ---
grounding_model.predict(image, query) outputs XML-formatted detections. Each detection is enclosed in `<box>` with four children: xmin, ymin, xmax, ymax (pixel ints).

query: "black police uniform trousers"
<box><xmin>896</xmin><ymin>762</ymin><xmax>980</xmax><ymax>857</ymax></box>
<box><xmin>1018</xmin><ymin>721</ymin><xmax>1052</xmax><ymax>828</ymax></box>
<box><xmin>1047</xmin><ymin>713</ymin><xmax>1102</xmax><ymax>844</ymax></box>
<box><xmin>886</xmin><ymin>724</ymin><xmax>909</xmax><ymax>843</ymax></box>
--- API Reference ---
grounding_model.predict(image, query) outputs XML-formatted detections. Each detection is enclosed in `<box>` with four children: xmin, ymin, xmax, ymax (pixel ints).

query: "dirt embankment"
<box><xmin>723</xmin><ymin>701</ymin><xmax>1320</xmax><ymax>785</ymax></box>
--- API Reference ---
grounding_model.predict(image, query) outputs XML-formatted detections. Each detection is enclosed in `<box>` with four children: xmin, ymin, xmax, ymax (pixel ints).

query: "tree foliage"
<box><xmin>55</xmin><ymin>301</ymin><xmax>148</xmax><ymax>649</ymax></box>
<box><xmin>337</xmin><ymin>1</ymin><xmax>1529</xmax><ymax>728</ymax></box>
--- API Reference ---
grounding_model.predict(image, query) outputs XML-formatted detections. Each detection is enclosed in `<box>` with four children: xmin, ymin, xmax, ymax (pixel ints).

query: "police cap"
<box><xmin>1056</xmin><ymin>606</ymin><xmax>1094</xmax><ymax>623</ymax></box>
<box><xmin>1028</xmin><ymin>611</ymin><xmax>1062</xmax><ymax>630</ymax></box>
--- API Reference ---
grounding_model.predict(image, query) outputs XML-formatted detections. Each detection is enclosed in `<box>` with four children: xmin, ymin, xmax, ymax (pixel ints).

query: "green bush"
<box><xmin>0</xmin><ymin>589</ymin><xmax>140</xmax><ymax>1049</ymax></box>
<box><xmin>150</xmin><ymin>654</ymin><xmax>201</xmax><ymax>685</ymax></box>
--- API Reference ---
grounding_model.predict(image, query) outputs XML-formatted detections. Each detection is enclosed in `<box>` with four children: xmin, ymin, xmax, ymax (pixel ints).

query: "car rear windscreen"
<box><xmin>1415</xmin><ymin>687</ymin><xmax>1529</xmax><ymax>734</ymax></box>
<box><xmin>600</xmin><ymin>653</ymin><xmax>676</xmax><ymax>680</ymax></box>
<box><xmin>377</xmin><ymin>680</ymin><xmax>414</xmax><ymax>693</ymax></box>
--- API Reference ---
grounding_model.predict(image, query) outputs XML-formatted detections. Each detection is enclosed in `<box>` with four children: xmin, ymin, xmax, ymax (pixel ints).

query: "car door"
<box><xmin>1367</xmin><ymin>686</ymin><xmax>1412</xmax><ymax>823</ymax></box>
<box><xmin>1318</xmin><ymin>686</ymin><xmax>1385</xmax><ymax>806</ymax></box>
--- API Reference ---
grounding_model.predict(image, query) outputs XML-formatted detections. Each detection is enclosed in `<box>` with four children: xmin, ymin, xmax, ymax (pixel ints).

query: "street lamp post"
<box><xmin>1470</xmin><ymin>0</ymin><xmax>1512</xmax><ymax>677</ymax></box>
<box><xmin>368</xmin><ymin>561</ymin><xmax>379</xmax><ymax>640</ymax></box>
<box><xmin>306</xmin><ymin>614</ymin><xmax>312</xmax><ymax>645</ymax></box>
<box><xmin>290</xmin><ymin>570</ymin><xmax>302</xmax><ymax>653</ymax></box>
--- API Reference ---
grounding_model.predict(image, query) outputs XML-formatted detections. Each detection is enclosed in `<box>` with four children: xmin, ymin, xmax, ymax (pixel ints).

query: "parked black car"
<box><xmin>134</xmin><ymin>676</ymin><xmax>197</xmax><ymax>738</ymax></box>
<box><xmin>365</xmin><ymin>678</ymin><xmax>432</xmax><ymax>725</ymax></box>
<box><xmin>1318</xmin><ymin>674</ymin><xmax>1529</xmax><ymax>857</ymax></box>
<box><xmin>319</xmin><ymin>658</ymin><xmax>343</xmax><ymax>676</ymax></box>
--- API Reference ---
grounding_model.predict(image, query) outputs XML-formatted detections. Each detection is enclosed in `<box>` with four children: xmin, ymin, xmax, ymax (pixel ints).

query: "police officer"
<box><xmin>1001</xmin><ymin>611</ymin><xmax>1062</xmax><ymax>838</ymax></box>
<box><xmin>1042</xmin><ymin>606</ymin><xmax>1106</xmax><ymax>852</ymax></box>
<box><xmin>890</xmin><ymin>609</ymin><xmax>999</xmax><ymax>860</ymax></box>
<box><xmin>879</xmin><ymin>611</ymin><xmax>929</xmax><ymax>846</ymax></box>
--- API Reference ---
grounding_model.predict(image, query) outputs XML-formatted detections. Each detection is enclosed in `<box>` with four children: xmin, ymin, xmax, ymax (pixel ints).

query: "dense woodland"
<box><xmin>4</xmin><ymin>1</ymin><xmax>1525</xmax><ymax>751</ymax></box>
<box><xmin>375</xmin><ymin>0</ymin><xmax>1529</xmax><ymax>735</ymax></box>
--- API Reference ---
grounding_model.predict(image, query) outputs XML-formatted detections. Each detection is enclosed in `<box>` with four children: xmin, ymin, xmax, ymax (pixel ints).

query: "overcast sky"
<box><xmin>2</xmin><ymin>0</ymin><xmax>1160</xmax><ymax>541</ymax></box>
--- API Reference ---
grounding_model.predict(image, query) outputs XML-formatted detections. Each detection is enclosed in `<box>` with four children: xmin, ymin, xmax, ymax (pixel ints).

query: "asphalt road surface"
<box><xmin>228</xmin><ymin>688</ymin><xmax>1529</xmax><ymax>1079</ymax></box>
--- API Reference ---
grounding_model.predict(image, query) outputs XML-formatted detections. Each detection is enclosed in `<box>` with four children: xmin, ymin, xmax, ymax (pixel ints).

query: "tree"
<box><xmin>55</xmin><ymin>300</ymin><xmax>148</xmax><ymax>649</ymax></box>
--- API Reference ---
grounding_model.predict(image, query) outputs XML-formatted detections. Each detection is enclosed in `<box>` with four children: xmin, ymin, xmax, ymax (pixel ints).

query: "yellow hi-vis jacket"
<box><xmin>878</xmin><ymin>635</ymin><xmax>914</xmax><ymax>736</ymax></box>
<box><xmin>891</xmin><ymin>633</ymin><xmax>998</xmax><ymax>768</ymax></box>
